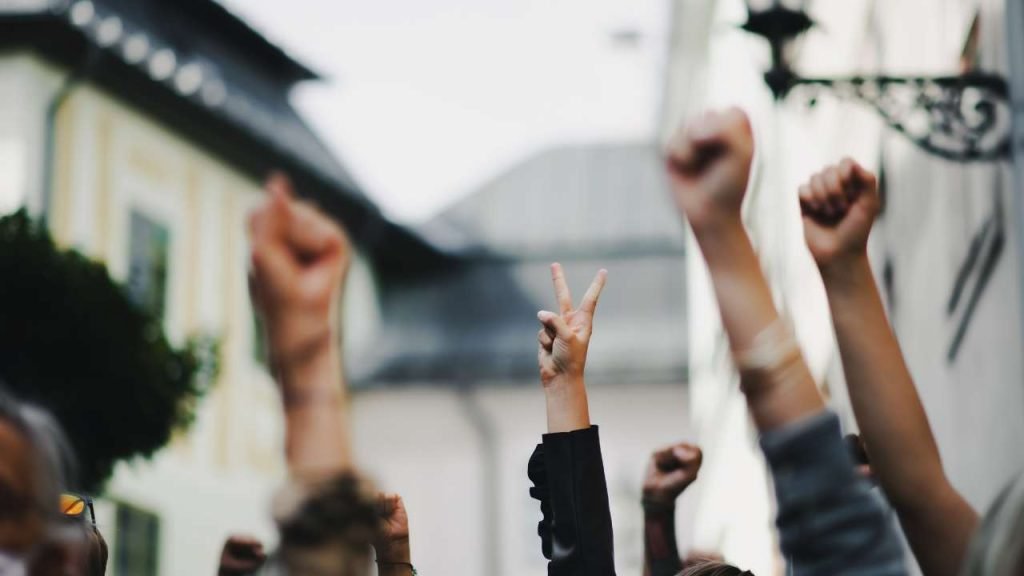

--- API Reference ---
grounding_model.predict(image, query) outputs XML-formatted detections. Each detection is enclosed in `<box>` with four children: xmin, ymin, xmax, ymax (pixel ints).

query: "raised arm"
<box><xmin>666</xmin><ymin>109</ymin><xmax>823</xmax><ymax>430</ymax></box>
<box><xmin>666</xmin><ymin>109</ymin><xmax>906</xmax><ymax>575</ymax></box>
<box><xmin>641</xmin><ymin>443</ymin><xmax>702</xmax><ymax>576</ymax></box>
<box><xmin>249</xmin><ymin>173</ymin><xmax>352</xmax><ymax>476</ymax></box>
<box><xmin>529</xmin><ymin>263</ymin><xmax>616</xmax><ymax>576</ymax></box>
<box><xmin>799</xmin><ymin>160</ymin><xmax>979</xmax><ymax>576</ymax></box>
<box><xmin>536</xmin><ymin>263</ymin><xmax>607</xmax><ymax>433</ymax></box>
<box><xmin>374</xmin><ymin>493</ymin><xmax>414</xmax><ymax>576</ymax></box>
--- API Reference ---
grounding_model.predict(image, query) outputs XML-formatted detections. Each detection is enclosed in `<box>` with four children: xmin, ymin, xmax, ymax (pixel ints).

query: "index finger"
<box><xmin>578</xmin><ymin>269</ymin><xmax>608</xmax><ymax>314</ymax></box>
<box><xmin>550</xmin><ymin>263</ymin><xmax>573</xmax><ymax>314</ymax></box>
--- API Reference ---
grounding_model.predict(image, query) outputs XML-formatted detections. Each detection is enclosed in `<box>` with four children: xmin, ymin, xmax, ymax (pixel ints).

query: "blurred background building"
<box><xmin>351</xmin><ymin>141</ymin><xmax>688</xmax><ymax>575</ymax></box>
<box><xmin>0</xmin><ymin>0</ymin><xmax>433</xmax><ymax>573</ymax></box>
<box><xmin>1</xmin><ymin>0</ymin><xmax>1023</xmax><ymax>575</ymax></box>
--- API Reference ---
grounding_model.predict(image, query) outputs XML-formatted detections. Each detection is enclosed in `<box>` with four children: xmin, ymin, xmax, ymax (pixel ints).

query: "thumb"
<box><xmin>846</xmin><ymin>160</ymin><xmax>877</xmax><ymax>194</ymax></box>
<box><xmin>537</xmin><ymin>310</ymin><xmax>575</xmax><ymax>342</ymax></box>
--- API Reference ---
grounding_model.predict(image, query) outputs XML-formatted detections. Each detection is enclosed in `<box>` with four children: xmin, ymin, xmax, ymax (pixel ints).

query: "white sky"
<box><xmin>220</xmin><ymin>0</ymin><xmax>670</xmax><ymax>223</ymax></box>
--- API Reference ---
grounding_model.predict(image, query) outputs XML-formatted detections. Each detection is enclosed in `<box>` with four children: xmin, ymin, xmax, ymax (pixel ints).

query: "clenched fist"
<box><xmin>798</xmin><ymin>158</ymin><xmax>880</xmax><ymax>269</ymax></box>
<box><xmin>642</xmin><ymin>443</ymin><xmax>703</xmax><ymax>507</ymax></box>
<box><xmin>537</xmin><ymin>263</ymin><xmax>608</xmax><ymax>389</ymax></box>
<box><xmin>374</xmin><ymin>493</ymin><xmax>411</xmax><ymax>564</ymax></box>
<box><xmin>249</xmin><ymin>173</ymin><xmax>351</xmax><ymax>370</ymax></box>
<box><xmin>218</xmin><ymin>535</ymin><xmax>266</xmax><ymax>576</ymax></box>
<box><xmin>666</xmin><ymin>108</ymin><xmax>755</xmax><ymax>232</ymax></box>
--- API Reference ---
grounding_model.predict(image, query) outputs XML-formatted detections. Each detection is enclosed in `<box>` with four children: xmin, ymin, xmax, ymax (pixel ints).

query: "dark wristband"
<box><xmin>376</xmin><ymin>560</ymin><xmax>417</xmax><ymax>575</ymax></box>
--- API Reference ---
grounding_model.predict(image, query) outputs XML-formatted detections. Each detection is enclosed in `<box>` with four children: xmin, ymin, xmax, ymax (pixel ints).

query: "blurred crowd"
<box><xmin>1</xmin><ymin>108</ymin><xmax>1023</xmax><ymax>576</ymax></box>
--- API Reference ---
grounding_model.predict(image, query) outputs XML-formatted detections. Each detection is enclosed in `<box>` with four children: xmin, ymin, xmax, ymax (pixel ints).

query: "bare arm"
<box><xmin>641</xmin><ymin>443</ymin><xmax>702</xmax><ymax>576</ymax></box>
<box><xmin>800</xmin><ymin>160</ymin><xmax>979</xmax><ymax>576</ymax></box>
<box><xmin>667</xmin><ymin>110</ymin><xmax>906</xmax><ymax>575</ymax></box>
<box><xmin>249</xmin><ymin>173</ymin><xmax>353</xmax><ymax>476</ymax></box>
<box><xmin>537</xmin><ymin>263</ymin><xmax>607</xmax><ymax>433</ymax></box>
<box><xmin>666</xmin><ymin>109</ymin><xmax>824</xmax><ymax>430</ymax></box>
<box><xmin>375</xmin><ymin>493</ymin><xmax>413</xmax><ymax>576</ymax></box>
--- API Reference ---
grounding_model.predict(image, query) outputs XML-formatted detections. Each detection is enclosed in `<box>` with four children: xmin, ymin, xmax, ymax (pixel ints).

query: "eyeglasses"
<box><xmin>60</xmin><ymin>493</ymin><xmax>95</xmax><ymax>526</ymax></box>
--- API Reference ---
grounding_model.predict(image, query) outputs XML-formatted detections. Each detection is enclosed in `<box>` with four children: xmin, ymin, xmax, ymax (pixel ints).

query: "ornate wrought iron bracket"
<box><xmin>790</xmin><ymin>74</ymin><xmax>1010</xmax><ymax>162</ymax></box>
<box><xmin>742</xmin><ymin>4</ymin><xmax>1013</xmax><ymax>163</ymax></box>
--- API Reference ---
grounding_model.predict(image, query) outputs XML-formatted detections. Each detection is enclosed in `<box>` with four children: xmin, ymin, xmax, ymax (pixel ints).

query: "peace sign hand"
<box><xmin>537</xmin><ymin>263</ymin><xmax>608</xmax><ymax>389</ymax></box>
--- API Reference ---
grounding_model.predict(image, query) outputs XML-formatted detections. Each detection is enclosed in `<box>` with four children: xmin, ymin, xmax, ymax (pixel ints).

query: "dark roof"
<box><xmin>0</xmin><ymin>0</ymin><xmax>444</xmax><ymax>274</ymax></box>
<box><xmin>354</xmin><ymin>143</ymin><xmax>688</xmax><ymax>386</ymax></box>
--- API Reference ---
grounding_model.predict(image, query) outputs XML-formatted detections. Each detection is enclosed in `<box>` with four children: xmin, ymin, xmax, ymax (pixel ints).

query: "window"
<box><xmin>126</xmin><ymin>210</ymin><xmax>171</xmax><ymax>321</ymax></box>
<box><xmin>114</xmin><ymin>503</ymin><xmax>160</xmax><ymax>576</ymax></box>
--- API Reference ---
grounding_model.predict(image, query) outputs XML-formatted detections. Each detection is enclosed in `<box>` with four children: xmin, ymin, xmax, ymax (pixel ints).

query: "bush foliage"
<box><xmin>0</xmin><ymin>210</ymin><xmax>217</xmax><ymax>491</ymax></box>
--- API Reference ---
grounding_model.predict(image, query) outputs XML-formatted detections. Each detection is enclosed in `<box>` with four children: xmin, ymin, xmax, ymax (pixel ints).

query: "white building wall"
<box><xmin>664</xmin><ymin>0</ymin><xmax>1024</xmax><ymax>574</ymax></box>
<box><xmin>350</xmin><ymin>382</ymin><xmax>689</xmax><ymax>576</ymax></box>
<box><xmin>0</xmin><ymin>52</ymin><xmax>383</xmax><ymax>575</ymax></box>
<box><xmin>0</xmin><ymin>53</ymin><xmax>63</xmax><ymax>216</ymax></box>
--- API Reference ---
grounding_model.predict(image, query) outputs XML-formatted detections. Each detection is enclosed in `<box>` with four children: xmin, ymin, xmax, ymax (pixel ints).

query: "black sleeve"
<box><xmin>528</xmin><ymin>425</ymin><xmax>617</xmax><ymax>576</ymax></box>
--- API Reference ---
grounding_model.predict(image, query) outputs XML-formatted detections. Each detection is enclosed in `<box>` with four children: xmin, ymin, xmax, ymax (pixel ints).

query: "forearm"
<box><xmin>278</xmin><ymin>342</ymin><xmax>352</xmax><ymax>475</ymax></box>
<box><xmin>544</xmin><ymin>377</ymin><xmax>591</xmax><ymax>433</ymax></box>
<box><xmin>642</xmin><ymin>510</ymin><xmax>682</xmax><ymax>576</ymax></box>
<box><xmin>823</xmin><ymin>256</ymin><xmax>955</xmax><ymax>504</ymax></box>
<box><xmin>692</xmin><ymin>218</ymin><xmax>825</xmax><ymax>430</ymax></box>
<box><xmin>822</xmin><ymin>256</ymin><xmax>977</xmax><ymax>574</ymax></box>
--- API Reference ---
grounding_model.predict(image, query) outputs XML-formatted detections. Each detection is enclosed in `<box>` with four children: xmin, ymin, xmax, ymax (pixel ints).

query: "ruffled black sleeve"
<box><xmin>528</xmin><ymin>425</ymin><xmax>616</xmax><ymax>576</ymax></box>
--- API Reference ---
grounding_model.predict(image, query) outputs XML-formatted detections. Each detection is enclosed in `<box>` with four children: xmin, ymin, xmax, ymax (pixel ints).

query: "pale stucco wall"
<box><xmin>664</xmin><ymin>1</ymin><xmax>1024</xmax><ymax>575</ymax></box>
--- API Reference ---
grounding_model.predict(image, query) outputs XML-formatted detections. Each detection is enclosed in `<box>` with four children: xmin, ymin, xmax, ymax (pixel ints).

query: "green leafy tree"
<box><xmin>0</xmin><ymin>210</ymin><xmax>217</xmax><ymax>491</ymax></box>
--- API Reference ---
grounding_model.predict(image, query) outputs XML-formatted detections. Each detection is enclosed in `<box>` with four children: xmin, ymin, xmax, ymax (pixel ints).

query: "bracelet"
<box><xmin>376</xmin><ymin>560</ymin><xmax>417</xmax><ymax>575</ymax></box>
<box><xmin>731</xmin><ymin>317</ymin><xmax>800</xmax><ymax>372</ymax></box>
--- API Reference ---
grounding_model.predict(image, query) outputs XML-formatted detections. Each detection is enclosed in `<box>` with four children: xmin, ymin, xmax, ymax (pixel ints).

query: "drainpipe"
<box><xmin>40</xmin><ymin>46</ymin><xmax>100</xmax><ymax>226</ymax></box>
<box><xmin>1007</xmin><ymin>0</ymin><xmax>1024</xmax><ymax>376</ymax></box>
<box><xmin>457</xmin><ymin>384</ymin><xmax>501</xmax><ymax>576</ymax></box>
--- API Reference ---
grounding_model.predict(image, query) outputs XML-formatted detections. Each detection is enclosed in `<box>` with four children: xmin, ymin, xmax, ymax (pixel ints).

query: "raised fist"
<box><xmin>642</xmin><ymin>443</ymin><xmax>704</xmax><ymax>507</ymax></box>
<box><xmin>218</xmin><ymin>535</ymin><xmax>267</xmax><ymax>576</ymax></box>
<box><xmin>798</xmin><ymin>158</ymin><xmax>880</xmax><ymax>269</ymax></box>
<box><xmin>249</xmin><ymin>173</ymin><xmax>351</xmax><ymax>368</ymax></box>
<box><xmin>375</xmin><ymin>493</ymin><xmax>411</xmax><ymax>563</ymax></box>
<box><xmin>666</xmin><ymin>108</ymin><xmax>755</xmax><ymax>231</ymax></box>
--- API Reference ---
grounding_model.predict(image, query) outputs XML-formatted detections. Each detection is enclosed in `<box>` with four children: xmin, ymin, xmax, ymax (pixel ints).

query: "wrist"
<box><xmin>687</xmin><ymin>208</ymin><xmax>744</xmax><ymax>240</ymax></box>
<box><xmin>543</xmin><ymin>376</ymin><xmax>590</xmax><ymax>433</ymax></box>
<box><xmin>819</xmin><ymin>252</ymin><xmax>873</xmax><ymax>294</ymax></box>
<box><xmin>276</xmin><ymin>342</ymin><xmax>343</xmax><ymax>410</ymax></box>
<box><xmin>543</xmin><ymin>374</ymin><xmax>585</xmax><ymax>396</ymax></box>
<box><xmin>642</xmin><ymin>494</ymin><xmax>677</xmax><ymax>517</ymax></box>
<box><xmin>376</xmin><ymin>539</ymin><xmax>411</xmax><ymax>564</ymax></box>
<box><xmin>690</xmin><ymin>216</ymin><xmax>752</xmax><ymax>265</ymax></box>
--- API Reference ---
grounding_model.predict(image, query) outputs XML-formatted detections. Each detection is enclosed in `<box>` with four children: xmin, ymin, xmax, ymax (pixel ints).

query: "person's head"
<box><xmin>961</xmin><ymin>471</ymin><xmax>1024</xmax><ymax>576</ymax></box>
<box><xmin>83</xmin><ymin>526</ymin><xmax>108</xmax><ymax>576</ymax></box>
<box><xmin>0</xmin><ymin>388</ymin><xmax>56</xmax><ymax>555</ymax></box>
<box><xmin>680</xmin><ymin>560</ymin><xmax>754</xmax><ymax>576</ymax></box>
<box><xmin>0</xmin><ymin>385</ymin><xmax>81</xmax><ymax>574</ymax></box>
<box><xmin>271</xmin><ymin>473</ymin><xmax>378</xmax><ymax>576</ymax></box>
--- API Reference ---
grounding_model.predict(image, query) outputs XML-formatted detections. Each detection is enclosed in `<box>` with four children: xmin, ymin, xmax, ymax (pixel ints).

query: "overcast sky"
<box><xmin>219</xmin><ymin>0</ymin><xmax>670</xmax><ymax>223</ymax></box>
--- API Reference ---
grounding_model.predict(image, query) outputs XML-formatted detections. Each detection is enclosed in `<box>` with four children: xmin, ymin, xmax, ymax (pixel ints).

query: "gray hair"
<box><xmin>0</xmin><ymin>385</ymin><xmax>77</xmax><ymax>528</ymax></box>
<box><xmin>961</xmin><ymin>472</ymin><xmax>1024</xmax><ymax>576</ymax></box>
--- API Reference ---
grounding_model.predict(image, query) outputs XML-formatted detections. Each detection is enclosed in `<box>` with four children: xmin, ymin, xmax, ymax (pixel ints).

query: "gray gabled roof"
<box><xmin>354</xmin><ymin>142</ymin><xmax>688</xmax><ymax>386</ymax></box>
<box><xmin>419</xmin><ymin>142</ymin><xmax>686</xmax><ymax>257</ymax></box>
